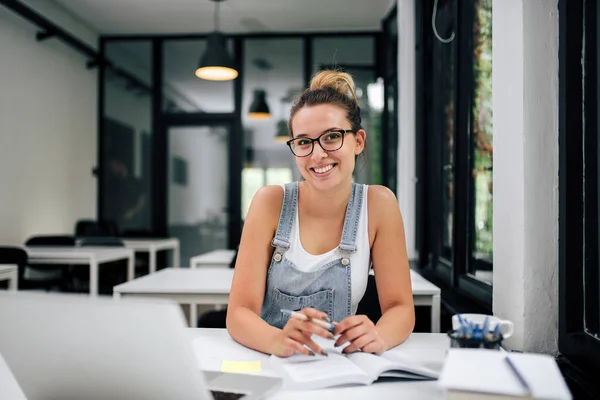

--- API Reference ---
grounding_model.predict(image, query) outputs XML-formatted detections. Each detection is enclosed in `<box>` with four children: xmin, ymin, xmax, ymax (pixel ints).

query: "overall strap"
<box><xmin>338</xmin><ymin>183</ymin><xmax>365</xmax><ymax>264</ymax></box>
<box><xmin>271</xmin><ymin>182</ymin><xmax>299</xmax><ymax>260</ymax></box>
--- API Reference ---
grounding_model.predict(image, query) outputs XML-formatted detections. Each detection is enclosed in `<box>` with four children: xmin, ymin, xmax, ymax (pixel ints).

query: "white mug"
<box><xmin>451</xmin><ymin>313</ymin><xmax>514</xmax><ymax>339</ymax></box>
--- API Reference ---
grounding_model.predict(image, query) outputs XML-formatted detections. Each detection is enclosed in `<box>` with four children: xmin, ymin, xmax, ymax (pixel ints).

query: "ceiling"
<box><xmin>54</xmin><ymin>0</ymin><xmax>396</xmax><ymax>35</ymax></box>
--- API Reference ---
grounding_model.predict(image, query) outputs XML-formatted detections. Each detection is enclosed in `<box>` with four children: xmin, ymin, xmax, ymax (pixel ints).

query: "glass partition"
<box><xmin>241</xmin><ymin>38</ymin><xmax>302</xmax><ymax>218</ymax></box>
<box><xmin>102</xmin><ymin>41</ymin><xmax>153</xmax><ymax>234</ymax></box>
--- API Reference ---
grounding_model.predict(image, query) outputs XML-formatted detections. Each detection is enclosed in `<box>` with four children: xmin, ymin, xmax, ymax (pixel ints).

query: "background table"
<box><xmin>0</xmin><ymin>265</ymin><xmax>18</xmax><ymax>290</ymax></box>
<box><xmin>189</xmin><ymin>249</ymin><xmax>235</xmax><ymax>268</ymax></box>
<box><xmin>114</xmin><ymin>267</ymin><xmax>441</xmax><ymax>331</ymax></box>
<box><xmin>114</xmin><ymin>267</ymin><xmax>231</xmax><ymax>325</ymax></box>
<box><xmin>26</xmin><ymin>247</ymin><xmax>134</xmax><ymax>297</ymax></box>
<box><xmin>190</xmin><ymin>328</ymin><xmax>449</xmax><ymax>399</ymax></box>
<box><xmin>123</xmin><ymin>238</ymin><xmax>180</xmax><ymax>274</ymax></box>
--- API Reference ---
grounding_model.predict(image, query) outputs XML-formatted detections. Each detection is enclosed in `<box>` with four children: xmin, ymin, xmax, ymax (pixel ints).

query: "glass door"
<box><xmin>167</xmin><ymin>125</ymin><xmax>230</xmax><ymax>267</ymax></box>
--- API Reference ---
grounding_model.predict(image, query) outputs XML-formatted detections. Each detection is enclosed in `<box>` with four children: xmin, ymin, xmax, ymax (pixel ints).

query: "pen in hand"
<box><xmin>280</xmin><ymin>309</ymin><xmax>335</xmax><ymax>333</ymax></box>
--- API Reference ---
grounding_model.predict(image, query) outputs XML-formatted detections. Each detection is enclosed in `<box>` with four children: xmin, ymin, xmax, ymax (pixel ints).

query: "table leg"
<box><xmin>173</xmin><ymin>244</ymin><xmax>180</xmax><ymax>268</ymax></box>
<box><xmin>431</xmin><ymin>294</ymin><xmax>441</xmax><ymax>333</ymax></box>
<box><xmin>8</xmin><ymin>271</ymin><xmax>17</xmax><ymax>291</ymax></box>
<box><xmin>127</xmin><ymin>253</ymin><xmax>134</xmax><ymax>281</ymax></box>
<box><xmin>150</xmin><ymin>250</ymin><xmax>156</xmax><ymax>274</ymax></box>
<box><xmin>190</xmin><ymin>303</ymin><xmax>197</xmax><ymax>328</ymax></box>
<box><xmin>90</xmin><ymin>259</ymin><xmax>98</xmax><ymax>297</ymax></box>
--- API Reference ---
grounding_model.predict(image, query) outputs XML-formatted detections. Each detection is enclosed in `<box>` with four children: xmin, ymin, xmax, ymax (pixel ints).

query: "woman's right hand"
<box><xmin>269</xmin><ymin>308</ymin><xmax>334</xmax><ymax>358</ymax></box>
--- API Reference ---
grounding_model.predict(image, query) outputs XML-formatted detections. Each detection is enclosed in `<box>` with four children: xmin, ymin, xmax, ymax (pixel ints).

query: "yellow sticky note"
<box><xmin>221</xmin><ymin>360</ymin><xmax>262</xmax><ymax>374</ymax></box>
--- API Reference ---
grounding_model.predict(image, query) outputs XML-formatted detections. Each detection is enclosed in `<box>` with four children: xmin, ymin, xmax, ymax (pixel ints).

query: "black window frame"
<box><xmin>415</xmin><ymin>0</ymin><xmax>493</xmax><ymax>310</ymax></box>
<box><xmin>558</xmin><ymin>0</ymin><xmax>600</xmax><ymax>373</ymax></box>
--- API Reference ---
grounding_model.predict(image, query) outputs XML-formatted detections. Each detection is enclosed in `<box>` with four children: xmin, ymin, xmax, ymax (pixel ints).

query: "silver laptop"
<box><xmin>0</xmin><ymin>291</ymin><xmax>281</xmax><ymax>400</ymax></box>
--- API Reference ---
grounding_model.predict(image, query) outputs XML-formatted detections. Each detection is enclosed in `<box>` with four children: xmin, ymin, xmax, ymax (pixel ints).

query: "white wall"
<box><xmin>0</xmin><ymin>0</ymin><xmax>98</xmax><ymax>245</ymax></box>
<box><xmin>493</xmin><ymin>0</ymin><xmax>559</xmax><ymax>354</ymax></box>
<box><xmin>397</xmin><ymin>0</ymin><xmax>417</xmax><ymax>259</ymax></box>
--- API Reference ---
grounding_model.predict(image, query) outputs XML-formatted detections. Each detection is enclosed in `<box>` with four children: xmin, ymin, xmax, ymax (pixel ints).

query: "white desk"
<box><xmin>0</xmin><ymin>265</ymin><xmax>18</xmax><ymax>291</ymax></box>
<box><xmin>190</xmin><ymin>328</ymin><xmax>448</xmax><ymax>399</ymax></box>
<box><xmin>26</xmin><ymin>247</ymin><xmax>135</xmax><ymax>297</ymax></box>
<box><xmin>114</xmin><ymin>267</ymin><xmax>231</xmax><ymax>326</ymax></box>
<box><xmin>113</xmin><ymin>267</ymin><xmax>442</xmax><ymax>332</ymax></box>
<box><xmin>0</xmin><ymin>351</ymin><xmax>27</xmax><ymax>400</ymax></box>
<box><xmin>122</xmin><ymin>238</ymin><xmax>180</xmax><ymax>274</ymax></box>
<box><xmin>189</xmin><ymin>249</ymin><xmax>236</xmax><ymax>268</ymax></box>
<box><xmin>409</xmin><ymin>270</ymin><xmax>441</xmax><ymax>333</ymax></box>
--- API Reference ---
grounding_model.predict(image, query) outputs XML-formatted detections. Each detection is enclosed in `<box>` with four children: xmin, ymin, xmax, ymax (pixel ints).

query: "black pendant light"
<box><xmin>248</xmin><ymin>90</ymin><xmax>271</xmax><ymax>120</ymax></box>
<box><xmin>195</xmin><ymin>0</ymin><xmax>238</xmax><ymax>81</ymax></box>
<box><xmin>275</xmin><ymin>120</ymin><xmax>290</xmax><ymax>142</ymax></box>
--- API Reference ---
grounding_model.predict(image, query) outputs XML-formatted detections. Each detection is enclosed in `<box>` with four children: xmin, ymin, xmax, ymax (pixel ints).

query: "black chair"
<box><xmin>356</xmin><ymin>274</ymin><xmax>382</xmax><ymax>323</ymax></box>
<box><xmin>23</xmin><ymin>235</ymin><xmax>75</xmax><ymax>291</ymax></box>
<box><xmin>72</xmin><ymin>237</ymin><xmax>128</xmax><ymax>295</ymax></box>
<box><xmin>75</xmin><ymin>219</ymin><xmax>119</xmax><ymax>237</ymax></box>
<box><xmin>0</xmin><ymin>247</ymin><xmax>27</xmax><ymax>290</ymax></box>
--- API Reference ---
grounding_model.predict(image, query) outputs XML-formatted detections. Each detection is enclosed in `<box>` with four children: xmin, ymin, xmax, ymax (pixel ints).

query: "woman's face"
<box><xmin>290</xmin><ymin>104</ymin><xmax>365</xmax><ymax>191</ymax></box>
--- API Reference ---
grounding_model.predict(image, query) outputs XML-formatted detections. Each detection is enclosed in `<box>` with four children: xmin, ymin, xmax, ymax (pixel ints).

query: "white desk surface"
<box><xmin>0</xmin><ymin>351</ymin><xmax>27</xmax><ymax>400</ymax></box>
<box><xmin>113</xmin><ymin>267</ymin><xmax>438</xmax><ymax>297</ymax></box>
<box><xmin>25</xmin><ymin>246</ymin><xmax>134</xmax><ymax>263</ymax></box>
<box><xmin>114</xmin><ymin>267</ymin><xmax>232</xmax><ymax>295</ymax></box>
<box><xmin>190</xmin><ymin>328</ymin><xmax>448</xmax><ymax>399</ymax></box>
<box><xmin>122</xmin><ymin>238</ymin><xmax>179</xmax><ymax>251</ymax></box>
<box><xmin>0</xmin><ymin>264</ymin><xmax>17</xmax><ymax>276</ymax></box>
<box><xmin>190</xmin><ymin>249</ymin><xmax>236</xmax><ymax>267</ymax></box>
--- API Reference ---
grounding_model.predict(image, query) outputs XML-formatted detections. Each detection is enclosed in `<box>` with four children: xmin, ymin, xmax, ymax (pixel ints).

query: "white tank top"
<box><xmin>284</xmin><ymin>185</ymin><xmax>371</xmax><ymax>315</ymax></box>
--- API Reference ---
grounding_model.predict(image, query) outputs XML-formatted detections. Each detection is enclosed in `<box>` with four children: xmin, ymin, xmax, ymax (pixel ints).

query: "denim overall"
<box><xmin>260</xmin><ymin>181</ymin><xmax>365</xmax><ymax>329</ymax></box>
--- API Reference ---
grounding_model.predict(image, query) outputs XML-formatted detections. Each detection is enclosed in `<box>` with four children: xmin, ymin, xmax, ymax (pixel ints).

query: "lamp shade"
<box><xmin>195</xmin><ymin>32</ymin><xmax>238</xmax><ymax>81</ymax></box>
<box><xmin>248</xmin><ymin>90</ymin><xmax>271</xmax><ymax>119</ymax></box>
<box><xmin>275</xmin><ymin>120</ymin><xmax>290</xmax><ymax>142</ymax></box>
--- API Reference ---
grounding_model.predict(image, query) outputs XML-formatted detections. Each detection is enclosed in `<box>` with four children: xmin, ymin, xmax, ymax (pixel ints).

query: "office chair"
<box><xmin>0</xmin><ymin>246</ymin><xmax>27</xmax><ymax>290</ymax></box>
<box><xmin>22</xmin><ymin>235</ymin><xmax>75</xmax><ymax>291</ymax></box>
<box><xmin>356</xmin><ymin>274</ymin><xmax>382</xmax><ymax>324</ymax></box>
<box><xmin>75</xmin><ymin>219</ymin><xmax>120</xmax><ymax>237</ymax></box>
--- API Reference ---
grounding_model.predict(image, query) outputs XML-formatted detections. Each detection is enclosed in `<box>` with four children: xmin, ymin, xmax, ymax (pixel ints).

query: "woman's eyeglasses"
<box><xmin>286</xmin><ymin>129</ymin><xmax>355</xmax><ymax>157</ymax></box>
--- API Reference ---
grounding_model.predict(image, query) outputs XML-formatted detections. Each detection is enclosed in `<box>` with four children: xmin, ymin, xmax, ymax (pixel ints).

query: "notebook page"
<box><xmin>270</xmin><ymin>353</ymin><xmax>372</xmax><ymax>390</ymax></box>
<box><xmin>347</xmin><ymin>352</ymin><xmax>439</xmax><ymax>380</ymax></box>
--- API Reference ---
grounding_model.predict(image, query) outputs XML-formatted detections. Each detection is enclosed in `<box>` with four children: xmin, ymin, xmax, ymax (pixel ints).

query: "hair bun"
<box><xmin>309</xmin><ymin>70</ymin><xmax>359</xmax><ymax>105</ymax></box>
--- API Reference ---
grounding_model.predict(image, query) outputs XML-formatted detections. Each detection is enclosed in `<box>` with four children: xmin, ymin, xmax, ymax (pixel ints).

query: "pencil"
<box><xmin>280</xmin><ymin>309</ymin><xmax>335</xmax><ymax>332</ymax></box>
<box><xmin>504</xmin><ymin>355</ymin><xmax>532</xmax><ymax>397</ymax></box>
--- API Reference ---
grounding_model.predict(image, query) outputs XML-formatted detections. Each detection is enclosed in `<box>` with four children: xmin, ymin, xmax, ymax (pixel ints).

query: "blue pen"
<box><xmin>492</xmin><ymin>323</ymin><xmax>501</xmax><ymax>338</ymax></box>
<box><xmin>482</xmin><ymin>317</ymin><xmax>490</xmax><ymax>338</ymax></box>
<box><xmin>457</xmin><ymin>314</ymin><xmax>467</xmax><ymax>336</ymax></box>
<box><xmin>505</xmin><ymin>356</ymin><xmax>532</xmax><ymax>396</ymax></box>
<box><xmin>280</xmin><ymin>309</ymin><xmax>335</xmax><ymax>332</ymax></box>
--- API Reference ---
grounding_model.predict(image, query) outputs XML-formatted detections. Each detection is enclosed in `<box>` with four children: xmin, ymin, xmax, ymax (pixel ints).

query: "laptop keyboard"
<box><xmin>210</xmin><ymin>390</ymin><xmax>245</xmax><ymax>400</ymax></box>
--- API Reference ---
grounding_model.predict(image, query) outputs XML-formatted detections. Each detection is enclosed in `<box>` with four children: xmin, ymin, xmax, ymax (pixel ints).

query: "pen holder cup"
<box><xmin>447</xmin><ymin>330</ymin><xmax>503</xmax><ymax>350</ymax></box>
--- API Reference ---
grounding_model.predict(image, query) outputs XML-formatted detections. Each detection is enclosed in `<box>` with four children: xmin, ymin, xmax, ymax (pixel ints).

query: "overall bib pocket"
<box><xmin>266</xmin><ymin>288</ymin><xmax>334</xmax><ymax>329</ymax></box>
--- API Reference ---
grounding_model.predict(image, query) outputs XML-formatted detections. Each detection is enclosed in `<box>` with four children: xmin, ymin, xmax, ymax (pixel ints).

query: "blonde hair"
<box><xmin>288</xmin><ymin>70</ymin><xmax>363</xmax><ymax>136</ymax></box>
<box><xmin>309</xmin><ymin>70</ymin><xmax>360</xmax><ymax>106</ymax></box>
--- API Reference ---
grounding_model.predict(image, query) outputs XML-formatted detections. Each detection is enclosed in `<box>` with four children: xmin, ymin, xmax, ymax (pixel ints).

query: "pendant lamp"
<box><xmin>195</xmin><ymin>0</ymin><xmax>238</xmax><ymax>81</ymax></box>
<box><xmin>248</xmin><ymin>90</ymin><xmax>271</xmax><ymax>120</ymax></box>
<box><xmin>275</xmin><ymin>120</ymin><xmax>290</xmax><ymax>142</ymax></box>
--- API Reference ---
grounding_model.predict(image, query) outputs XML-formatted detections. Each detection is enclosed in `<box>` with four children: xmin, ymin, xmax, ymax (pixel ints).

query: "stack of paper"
<box><xmin>438</xmin><ymin>349</ymin><xmax>572</xmax><ymax>400</ymax></box>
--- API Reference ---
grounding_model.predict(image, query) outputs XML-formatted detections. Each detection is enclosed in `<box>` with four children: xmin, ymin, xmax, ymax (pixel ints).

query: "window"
<box><xmin>559</xmin><ymin>0</ymin><xmax>600</xmax><ymax>372</ymax></box>
<box><xmin>469</xmin><ymin>0</ymin><xmax>493</xmax><ymax>283</ymax></box>
<box><xmin>241</xmin><ymin>167</ymin><xmax>293</xmax><ymax>219</ymax></box>
<box><xmin>416</xmin><ymin>0</ymin><xmax>493</xmax><ymax>308</ymax></box>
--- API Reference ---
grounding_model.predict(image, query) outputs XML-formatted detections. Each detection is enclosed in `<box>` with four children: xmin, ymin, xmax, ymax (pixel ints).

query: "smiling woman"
<box><xmin>226</xmin><ymin>70</ymin><xmax>415</xmax><ymax>358</ymax></box>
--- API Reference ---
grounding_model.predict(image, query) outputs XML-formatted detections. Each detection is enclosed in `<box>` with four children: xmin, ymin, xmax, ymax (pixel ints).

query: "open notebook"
<box><xmin>268</xmin><ymin>336</ymin><xmax>439</xmax><ymax>390</ymax></box>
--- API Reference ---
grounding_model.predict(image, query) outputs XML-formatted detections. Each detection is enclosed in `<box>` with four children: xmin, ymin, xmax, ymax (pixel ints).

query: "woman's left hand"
<box><xmin>333</xmin><ymin>315</ymin><xmax>388</xmax><ymax>355</ymax></box>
